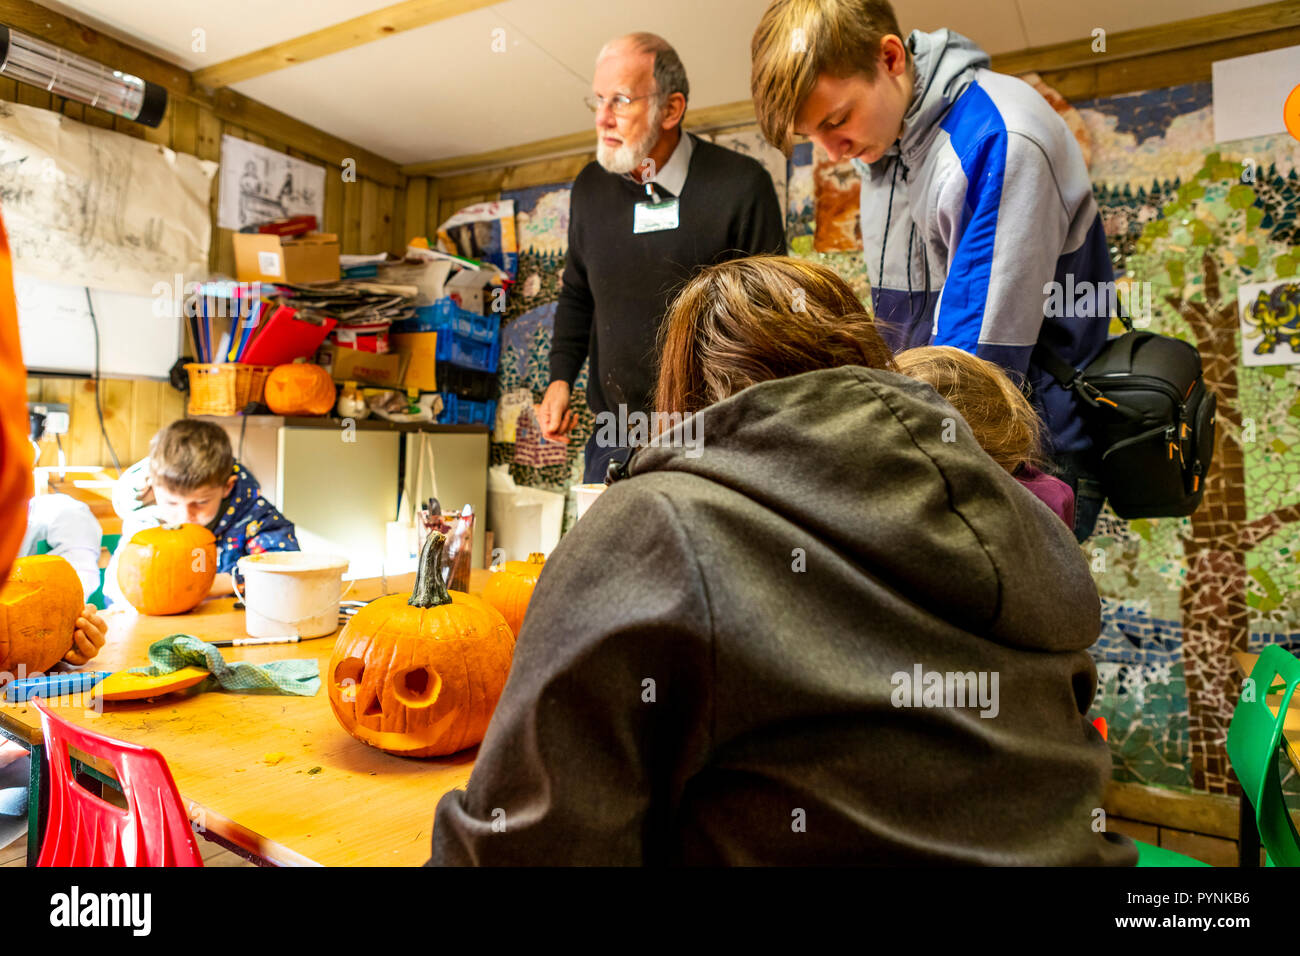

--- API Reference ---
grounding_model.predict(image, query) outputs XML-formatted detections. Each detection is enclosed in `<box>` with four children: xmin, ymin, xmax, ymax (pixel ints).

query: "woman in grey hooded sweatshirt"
<box><xmin>428</xmin><ymin>256</ymin><xmax>1135</xmax><ymax>867</ymax></box>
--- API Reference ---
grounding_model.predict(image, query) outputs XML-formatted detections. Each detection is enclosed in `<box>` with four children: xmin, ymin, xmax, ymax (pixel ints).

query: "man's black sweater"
<box><xmin>549</xmin><ymin>134</ymin><xmax>785</xmax><ymax>417</ymax></box>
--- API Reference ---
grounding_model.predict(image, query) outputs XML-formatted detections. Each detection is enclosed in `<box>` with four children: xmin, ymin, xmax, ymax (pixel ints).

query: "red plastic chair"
<box><xmin>32</xmin><ymin>697</ymin><xmax>204</xmax><ymax>866</ymax></box>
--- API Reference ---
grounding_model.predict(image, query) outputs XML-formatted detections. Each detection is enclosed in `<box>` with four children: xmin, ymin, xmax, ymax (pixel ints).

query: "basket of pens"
<box><xmin>185</xmin><ymin>363</ymin><xmax>275</xmax><ymax>416</ymax></box>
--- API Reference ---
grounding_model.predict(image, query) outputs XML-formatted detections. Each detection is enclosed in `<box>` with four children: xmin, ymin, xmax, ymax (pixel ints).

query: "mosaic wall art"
<box><xmin>1078</xmin><ymin>82</ymin><xmax>1300</xmax><ymax>795</ymax></box>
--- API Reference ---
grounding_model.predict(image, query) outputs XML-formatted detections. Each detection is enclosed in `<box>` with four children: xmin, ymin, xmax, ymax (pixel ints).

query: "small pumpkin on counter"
<box><xmin>116</xmin><ymin>523</ymin><xmax>217</xmax><ymax>615</ymax></box>
<box><xmin>327</xmin><ymin>531</ymin><xmax>515</xmax><ymax>757</ymax></box>
<box><xmin>0</xmin><ymin>555</ymin><xmax>83</xmax><ymax>672</ymax></box>
<box><xmin>264</xmin><ymin>362</ymin><xmax>336</xmax><ymax>416</ymax></box>
<box><xmin>482</xmin><ymin>552</ymin><xmax>546</xmax><ymax>638</ymax></box>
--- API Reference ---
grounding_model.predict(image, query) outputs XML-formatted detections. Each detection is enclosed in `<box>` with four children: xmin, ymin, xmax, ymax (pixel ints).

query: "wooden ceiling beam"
<box><xmin>191</xmin><ymin>0</ymin><xmax>500</xmax><ymax>89</ymax></box>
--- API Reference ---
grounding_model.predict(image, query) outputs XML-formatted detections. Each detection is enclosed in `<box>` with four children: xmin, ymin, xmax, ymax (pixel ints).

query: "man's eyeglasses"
<box><xmin>585</xmin><ymin>92</ymin><xmax>658</xmax><ymax>115</ymax></box>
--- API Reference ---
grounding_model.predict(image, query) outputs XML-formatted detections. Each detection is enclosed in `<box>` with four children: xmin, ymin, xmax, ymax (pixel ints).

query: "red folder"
<box><xmin>239</xmin><ymin>305</ymin><xmax>337</xmax><ymax>366</ymax></box>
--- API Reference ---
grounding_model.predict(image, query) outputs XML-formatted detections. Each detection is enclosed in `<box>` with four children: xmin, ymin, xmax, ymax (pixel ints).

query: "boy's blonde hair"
<box><xmin>148</xmin><ymin>420</ymin><xmax>235</xmax><ymax>493</ymax></box>
<box><xmin>894</xmin><ymin>346</ymin><xmax>1044</xmax><ymax>475</ymax></box>
<box><xmin>751</xmin><ymin>0</ymin><xmax>910</xmax><ymax>155</ymax></box>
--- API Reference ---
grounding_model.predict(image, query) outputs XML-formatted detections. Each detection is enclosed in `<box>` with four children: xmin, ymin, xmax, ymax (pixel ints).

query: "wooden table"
<box><xmin>0</xmin><ymin>568</ymin><xmax>489</xmax><ymax>867</ymax></box>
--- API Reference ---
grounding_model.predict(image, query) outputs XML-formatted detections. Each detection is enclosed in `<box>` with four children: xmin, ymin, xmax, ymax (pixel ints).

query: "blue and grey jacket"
<box><xmin>854</xmin><ymin>29</ymin><xmax>1112</xmax><ymax>458</ymax></box>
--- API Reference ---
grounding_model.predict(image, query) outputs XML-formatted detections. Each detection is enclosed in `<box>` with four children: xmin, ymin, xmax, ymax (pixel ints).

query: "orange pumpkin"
<box><xmin>482</xmin><ymin>552</ymin><xmax>546</xmax><ymax>637</ymax></box>
<box><xmin>0</xmin><ymin>555</ymin><xmax>83</xmax><ymax>673</ymax></box>
<box><xmin>328</xmin><ymin>531</ymin><xmax>515</xmax><ymax>757</ymax></box>
<box><xmin>116</xmin><ymin>523</ymin><xmax>217</xmax><ymax>615</ymax></box>
<box><xmin>264</xmin><ymin>363</ymin><xmax>336</xmax><ymax>416</ymax></box>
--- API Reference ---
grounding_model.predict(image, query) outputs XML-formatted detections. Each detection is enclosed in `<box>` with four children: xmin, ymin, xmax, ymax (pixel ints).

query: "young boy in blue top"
<box><xmin>751</xmin><ymin>0</ymin><xmax>1112</xmax><ymax>541</ymax></box>
<box><xmin>104</xmin><ymin>419</ymin><xmax>299</xmax><ymax>606</ymax></box>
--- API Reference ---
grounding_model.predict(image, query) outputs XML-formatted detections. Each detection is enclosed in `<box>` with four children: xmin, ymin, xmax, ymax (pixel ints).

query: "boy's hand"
<box><xmin>64</xmin><ymin>604</ymin><xmax>107</xmax><ymax>666</ymax></box>
<box><xmin>208</xmin><ymin>572</ymin><xmax>235</xmax><ymax>598</ymax></box>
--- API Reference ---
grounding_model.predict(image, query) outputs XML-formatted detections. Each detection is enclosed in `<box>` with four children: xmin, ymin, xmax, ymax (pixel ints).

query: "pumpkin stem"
<box><xmin>527</xmin><ymin>552</ymin><xmax>545</xmax><ymax>565</ymax></box>
<box><xmin>409</xmin><ymin>532</ymin><xmax>453</xmax><ymax>608</ymax></box>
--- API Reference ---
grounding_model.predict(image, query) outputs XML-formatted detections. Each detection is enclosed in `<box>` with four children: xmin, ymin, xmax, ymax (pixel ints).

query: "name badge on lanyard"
<box><xmin>633</xmin><ymin>183</ymin><xmax>679</xmax><ymax>234</ymax></box>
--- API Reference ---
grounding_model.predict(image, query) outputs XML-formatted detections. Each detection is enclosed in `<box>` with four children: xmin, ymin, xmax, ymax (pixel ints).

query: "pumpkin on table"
<box><xmin>482</xmin><ymin>552</ymin><xmax>546</xmax><ymax>638</ymax></box>
<box><xmin>328</xmin><ymin>531</ymin><xmax>515</xmax><ymax>757</ymax></box>
<box><xmin>0</xmin><ymin>555</ymin><xmax>83</xmax><ymax>672</ymax></box>
<box><xmin>264</xmin><ymin>362</ymin><xmax>336</xmax><ymax>416</ymax></box>
<box><xmin>116</xmin><ymin>523</ymin><xmax>217</xmax><ymax>615</ymax></box>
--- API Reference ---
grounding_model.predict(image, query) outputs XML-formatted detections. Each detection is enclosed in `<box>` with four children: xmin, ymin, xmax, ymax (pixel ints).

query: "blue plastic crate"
<box><xmin>394</xmin><ymin>297</ymin><xmax>501</xmax><ymax>373</ymax></box>
<box><xmin>437</xmin><ymin>392</ymin><xmax>497</xmax><ymax>427</ymax></box>
<box><xmin>395</xmin><ymin>298</ymin><xmax>499</xmax><ymax>343</ymax></box>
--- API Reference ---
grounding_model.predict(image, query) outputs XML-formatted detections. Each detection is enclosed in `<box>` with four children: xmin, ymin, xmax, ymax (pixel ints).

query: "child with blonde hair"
<box><xmin>894</xmin><ymin>345</ymin><xmax>1075</xmax><ymax>528</ymax></box>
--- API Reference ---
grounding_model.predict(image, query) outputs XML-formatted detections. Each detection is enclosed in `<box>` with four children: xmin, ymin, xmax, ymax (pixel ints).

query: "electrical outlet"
<box><xmin>28</xmin><ymin>402</ymin><xmax>69</xmax><ymax>437</ymax></box>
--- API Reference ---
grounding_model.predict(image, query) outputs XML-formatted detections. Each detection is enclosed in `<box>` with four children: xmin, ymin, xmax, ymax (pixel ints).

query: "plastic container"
<box><xmin>394</xmin><ymin>297</ymin><xmax>501</xmax><ymax>373</ymax></box>
<box><xmin>573</xmin><ymin>483</ymin><xmax>607</xmax><ymax>520</ymax></box>
<box><xmin>437</xmin><ymin>392</ymin><xmax>497</xmax><ymax>427</ymax></box>
<box><xmin>185</xmin><ymin>363</ymin><xmax>274</xmax><ymax>416</ymax></box>
<box><xmin>235</xmin><ymin>552</ymin><xmax>350</xmax><ymax>638</ymax></box>
<box><xmin>487</xmin><ymin>465</ymin><xmax>563</xmax><ymax>561</ymax></box>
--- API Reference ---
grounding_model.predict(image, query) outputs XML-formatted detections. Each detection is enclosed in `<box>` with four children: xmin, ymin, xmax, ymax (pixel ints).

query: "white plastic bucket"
<box><xmin>573</xmin><ymin>483</ymin><xmax>607</xmax><ymax>521</ymax></box>
<box><xmin>235</xmin><ymin>553</ymin><xmax>350</xmax><ymax>638</ymax></box>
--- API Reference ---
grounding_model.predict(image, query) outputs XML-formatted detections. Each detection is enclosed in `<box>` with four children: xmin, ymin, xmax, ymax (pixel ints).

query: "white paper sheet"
<box><xmin>1212</xmin><ymin>45</ymin><xmax>1300</xmax><ymax>144</ymax></box>
<box><xmin>217</xmin><ymin>134</ymin><xmax>326</xmax><ymax>231</ymax></box>
<box><xmin>0</xmin><ymin>99</ymin><xmax>216</xmax><ymax>296</ymax></box>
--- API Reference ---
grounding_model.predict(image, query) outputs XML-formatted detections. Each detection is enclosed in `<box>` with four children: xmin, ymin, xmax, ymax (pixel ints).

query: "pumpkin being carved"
<box><xmin>328</xmin><ymin>531</ymin><xmax>515</xmax><ymax>757</ymax></box>
<box><xmin>264</xmin><ymin>363</ymin><xmax>336</xmax><ymax>416</ymax></box>
<box><xmin>0</xmin><ymin>555</ymin><xmax>83</xmax><ymax>672</ymax></box>
<box><xmin>117</xmin><ymin>523</ymin><xmax>217</xmax><ymax>615</ymax></box>
<box><xmin>482</xmin><ymin>552</ymin><xmax>546</xmax><ymax>638</ymax></box>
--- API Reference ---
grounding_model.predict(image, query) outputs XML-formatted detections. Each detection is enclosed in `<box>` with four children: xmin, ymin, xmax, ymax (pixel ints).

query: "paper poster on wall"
<box><xmin>0</xmin><ymin>99</ymin><xmax>216</xmax><ymax>296</ymax></box>
<box><xmin>1211</xmin><ymin>45</ymin><xmax>1300</xmax><ymax>144</ymax></box>
<box><xmin>217</xmin><ymin>134</ymin><xmax>326</xmax><ymax>231</ymax></box>
<box><xmin>1237</xmin><ymin>279</ymin><xmax>1300</xmax><ymax>367</ymax></box>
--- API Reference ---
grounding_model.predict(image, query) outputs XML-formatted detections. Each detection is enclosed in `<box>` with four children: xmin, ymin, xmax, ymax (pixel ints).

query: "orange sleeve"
<box><xmin>0</xmin><ymin>207</ymin><xmax>33</xmax><ymax>589</ymax></box>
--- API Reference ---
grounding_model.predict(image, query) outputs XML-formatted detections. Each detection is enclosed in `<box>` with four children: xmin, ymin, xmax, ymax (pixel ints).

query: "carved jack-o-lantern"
<box><xmin>482</xmin><ymin>552</ymin><xmax>546</xmax><ymax>638</ymax></box>
<box><xmin>116</xmin><ymin>523</ymin><xmax>217</xmax><ymax>615</ymax></box>
<box><xmin>327</xmin><ymin>532</ymin><xmax>515</xmax><ymax>757</ymax></box>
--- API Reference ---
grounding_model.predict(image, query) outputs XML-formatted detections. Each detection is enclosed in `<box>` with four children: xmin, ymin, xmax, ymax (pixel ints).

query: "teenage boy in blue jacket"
<box><xmin>752</xmin><ymin>0</ymin><xmax>1112</xmax><ymax>541</ymax></box>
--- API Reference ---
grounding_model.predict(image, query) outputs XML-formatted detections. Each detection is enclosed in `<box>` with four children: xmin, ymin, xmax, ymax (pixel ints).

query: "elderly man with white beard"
<box><xmin>538</xmin><ymin>32</ymin><xmax>785</xmax><ymax>483</ymax></box>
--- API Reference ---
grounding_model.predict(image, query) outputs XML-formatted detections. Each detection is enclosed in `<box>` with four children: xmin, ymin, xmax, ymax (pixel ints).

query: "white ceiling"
<box><xmin>37</xmin><ymin>0</ymin><xmax>1271</xmax><ymax>165</ymax></box>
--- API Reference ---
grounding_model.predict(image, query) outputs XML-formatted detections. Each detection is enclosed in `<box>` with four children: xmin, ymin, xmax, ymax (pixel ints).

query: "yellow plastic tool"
<box><xmin>96</xmin><ymin>666</ymin><xmax>210</xmax><ymax>701</ymax></box>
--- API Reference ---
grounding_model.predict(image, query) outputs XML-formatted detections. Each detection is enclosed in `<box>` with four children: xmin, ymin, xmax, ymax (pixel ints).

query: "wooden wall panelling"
<box><xmin>99</xmin><ymin>379</ymin><xmax>132</xmax><ymax>471</ymax></box>
<box><xmin>403</xmin><ymin>177</ymin><xmax>428</xmax><ymax>245</ymax></box>
<box><xmin>323</xmin><ymin>164</ymin><xmax>344</xmax><ymax>240</ymax></box>
<box><xmin>67</xmin><ymin>380</ymin><xmax>103</xmax><ymax>468</ymax></box>
<box><xmin>426</xmin><ymin>179</ymin><xmax>441</xmax><ymax>236</ymax></box>
<box><xmin>171</xmin><ymin>99</ymin><xmax>200</xmax><ymax>155</ymax></box>
<box><xmin>376</xmin><ymin>183</ymin><xmax>397</xmax><ymax>255</ymax></box>
<box><xmin>126</xmin><ymin>380</ymin><xmax>163</xmax><ymax>465</ymax></box>
<box><xmin>358</xmin><ymin>179</ymin><xmax>380</xmax><ymax>253</ymax></box>
<box><xmin>341</xmin><ymin>180</ymin><xmax>364</xmax><ymax>254</ymax></box>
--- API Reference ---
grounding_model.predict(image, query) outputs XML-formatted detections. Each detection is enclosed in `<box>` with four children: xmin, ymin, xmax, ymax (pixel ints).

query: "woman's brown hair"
<box><xmin>893</xmin><ymin>346</ymin><xmax>1045</xmax><ymax>474</ymax></box>
<box><xmin>655</xmin><ymin>255</ymin><xmax>895</xmax><ymax>417</ymax></box>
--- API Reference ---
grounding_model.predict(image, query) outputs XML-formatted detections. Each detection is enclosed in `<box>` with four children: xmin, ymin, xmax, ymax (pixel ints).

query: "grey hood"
<box><xmin>631</xmin><ymin>365</ymin><xmax>1100</xmax><ymax>655</ymax></box>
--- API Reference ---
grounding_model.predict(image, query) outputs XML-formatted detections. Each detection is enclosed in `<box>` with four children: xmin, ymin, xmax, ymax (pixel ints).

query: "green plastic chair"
<box><xmin>1226</xmin><ymin>644</ymin><xmax>1300</xmax><ymax>867</ymax></box>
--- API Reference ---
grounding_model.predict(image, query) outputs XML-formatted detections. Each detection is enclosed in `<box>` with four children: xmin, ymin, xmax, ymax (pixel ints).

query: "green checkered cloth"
<box><xmin>129</xmin><ymin>635</ymin><xmax>320</xmax><ymax>696</ymax></box>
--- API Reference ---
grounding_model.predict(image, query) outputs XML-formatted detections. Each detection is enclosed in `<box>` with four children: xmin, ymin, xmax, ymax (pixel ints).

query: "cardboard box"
<box><xmin>318</xmin><ymin>343</ymin><xmax>408</xmax><ymax>388</ymax></box>
<box><xmin>392</xmin><ymin>331</ymin><xmax>438</xmax><ymax>391</ymax></box>
<box><xmin>234</xmin><ymin>232</ymin><xmax>341</xmax><ymax>284</ymax></box>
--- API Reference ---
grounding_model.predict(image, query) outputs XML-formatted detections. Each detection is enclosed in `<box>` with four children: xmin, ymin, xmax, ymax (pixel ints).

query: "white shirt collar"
<box><xmin>625</xmin><ymin>129</ymin><xmax>693</xmax><ymax>198</ymax></box>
